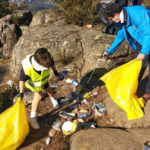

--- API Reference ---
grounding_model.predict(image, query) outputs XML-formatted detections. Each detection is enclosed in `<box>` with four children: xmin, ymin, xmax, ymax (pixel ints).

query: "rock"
<box><xmin>30</xmin><ymin>9</ymin><xmax>63</xmax><ymax>27</ymax></box>
<box><xmin>0</xmin><ymin>15</ymin><xmax>21</xmax><ymax>55</ymax></box>
<box><xmin>87</xmin><ymin>24</ymin><xmax>92</xmax><ymax>28</ymax></box>
<box><xmin>11</xmin><ymin>22</ymin><xmax>133</xmax><ymax>81</ymax></box>
<box><xmin>15</xmin><ymin>10</ymin><xmax>32</xmax><ymax>26</ymax></box>
<box><xmin>49</xmin><ymin>128</ymin><xmax>57</xmax><ymax>137</ymax></box>
<box><xmin>20</xmin><ymin>26</ymin><xmax>29</xmax><ymax>35</ymax></box>
<box><xmin>70</xmin><ymin>128</ymin><xmax>150</xmax><ymax>150</ymax></box>
<box><xmin>13</xmin><ymin>92</ymin><xmax>33</xmax><ymax>106</ymax></box>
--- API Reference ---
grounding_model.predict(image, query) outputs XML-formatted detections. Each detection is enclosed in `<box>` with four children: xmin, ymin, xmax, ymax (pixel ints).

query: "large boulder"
<box><xmin>11</xmin><ymin>20</ymin><xmax>133</xmax><ymax>80</ymax></box>
<box><xmin>29</xmin><ymin>9</ymin><xmax>64</xmax><ymax>27</ymax></box>
<box><xmin>0</xmin><ymin>15</ymin><xmax>21</xmax><ymax>55</ymax></box>
<box><xmin>70</xmin><ymin>128</ymin><xmax>150</xmax><ymax>150</ymax></box>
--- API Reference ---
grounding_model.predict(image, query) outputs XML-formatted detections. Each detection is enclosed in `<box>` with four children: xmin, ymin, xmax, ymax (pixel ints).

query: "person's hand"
<box><xmin>18</xmin><ymin>93</ymin><xmax>24</xmax><ymax>99</ymax></box>
<box><xmin>136</xmin><ymin>53</ymin><xmax>145</xmax><ymax>61</ymax></box>
<box><xmin>53</xmin><ymin>70</ymin><xmax>59</xmax><ymax>77</ymax></box>
<box><xmin>101</xmin><ymin>52</ymin><xmax>109</xmax><ymax>60</ymax></box>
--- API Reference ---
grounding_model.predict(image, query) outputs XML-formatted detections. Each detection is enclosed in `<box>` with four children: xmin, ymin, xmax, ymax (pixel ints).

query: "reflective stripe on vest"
<box><xmin>22</xmin><ymin>52</ymin><xmax>52</xmax><ymax>93</ymax></box>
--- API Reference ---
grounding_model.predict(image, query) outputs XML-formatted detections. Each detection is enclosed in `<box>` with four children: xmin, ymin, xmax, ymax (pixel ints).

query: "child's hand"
<box><xmin>53</xmin><ymin>70</ymin><xmax>59</xmax><ymax>77</ymax></box>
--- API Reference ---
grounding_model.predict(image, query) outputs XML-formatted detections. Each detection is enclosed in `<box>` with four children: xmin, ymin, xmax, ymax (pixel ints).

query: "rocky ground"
<box><xmin>1</xmin><ymin>56</ymin><xmax>150</xmax><ymax>150</ymax></box>
<box><xmin>13</xmin><ymin>60</ymin><xmax>150</xmax><ymax>149</ymax></box>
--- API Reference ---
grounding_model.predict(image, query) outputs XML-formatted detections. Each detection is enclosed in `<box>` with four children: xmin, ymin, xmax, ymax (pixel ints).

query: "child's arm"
<box><xmin>19</xmin><ymin>81</ymin><xmax>25</xmax><ymax>93</ymax></box>
<box><xmin>51</xmin><ymin>65</ymin><xmax>59</xmax><ymax>77</ymax></box>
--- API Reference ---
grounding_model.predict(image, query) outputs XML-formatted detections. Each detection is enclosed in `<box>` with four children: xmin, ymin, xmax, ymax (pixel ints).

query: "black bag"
<box><xmin>96</xmin><ymin>0</ymin><xmax>128</xmax><ymax>35</ymax></box>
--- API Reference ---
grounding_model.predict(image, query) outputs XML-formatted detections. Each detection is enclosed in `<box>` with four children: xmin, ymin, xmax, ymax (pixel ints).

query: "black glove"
<box><xmin>54</xmin><ymin>70</ymin><xmax>59</xmax><ymax>77</ymax></box>
<box><xmin>18</xmin><ymin>93</ymin><xmax>24</xmax><ymax>99</ymax></box>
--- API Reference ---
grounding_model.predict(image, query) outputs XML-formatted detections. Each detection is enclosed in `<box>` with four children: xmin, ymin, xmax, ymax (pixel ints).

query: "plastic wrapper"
<box><xmin>0</xmin><ymin>97</ymin><xmax>29</xmax><ymax>150</ymax></box>
<box><xmin>100</xmin><ymin>59</ymin><xmax>145</xmax><ymax>120</ymax></box>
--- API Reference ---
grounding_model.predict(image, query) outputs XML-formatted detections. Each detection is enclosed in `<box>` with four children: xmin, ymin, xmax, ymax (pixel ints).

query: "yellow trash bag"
<box><xmin>100</xmin><ymin>59</ymin><xmax>145</xmax><ymax>120</ymax></box>
<box><xmin>0</xmin><ymin>97</ymin><xmax>29</xmax><ymax>150</ymax></box>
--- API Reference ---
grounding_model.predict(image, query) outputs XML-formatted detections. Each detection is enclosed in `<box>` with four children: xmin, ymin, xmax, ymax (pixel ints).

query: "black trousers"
<box><xmin>134</xmin><ymin>43</ymin><xmax>150</xmax><ymax>93</ymax></box>
<box><xmin>132</xmin><ymin>0</ymin><xmax>143</xmax><ymax>5</ymax></box>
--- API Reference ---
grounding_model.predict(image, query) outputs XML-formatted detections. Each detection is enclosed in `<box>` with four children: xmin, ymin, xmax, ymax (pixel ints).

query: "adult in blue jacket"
<box><xmin>102</xmin><ymin>3</ymin><xmax>150</xmax><ymax>101</ymax></box>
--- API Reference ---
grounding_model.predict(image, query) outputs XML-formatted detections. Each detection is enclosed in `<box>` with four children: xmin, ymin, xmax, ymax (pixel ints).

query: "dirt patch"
<box><xmin>1</xmin><ymin>58</ymin><xmax>149</xmax><ymax>150</ymax></box>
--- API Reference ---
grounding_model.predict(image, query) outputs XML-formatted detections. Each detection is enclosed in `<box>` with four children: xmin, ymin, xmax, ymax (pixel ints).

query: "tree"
<box><xmin>19</xmin><ymin>1</ymin><xmax>28</xmax><ymax>10</ymax></box>
<box><xmin>54</xmin><ymin>0</ymin><xmax>100</xmax><ymax>26</ymax></box>
<box><xmin>0</xmin><ymin>0</ymin><xmax>10</xmax><ymax>18</ymax></box>
<box><xmin>10</xmin><ymin>3</ymin><xmax>18</xmax><ymax>12</ymax></box>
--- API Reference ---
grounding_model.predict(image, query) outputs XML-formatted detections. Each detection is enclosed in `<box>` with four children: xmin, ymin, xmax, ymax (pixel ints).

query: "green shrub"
<box><xmin>48</xmin><ymin>18</ymin><xmax>54</xmax><ymax>24</ymax></box>
<box><xmin>11</xmin><ymin>13</ymin><xmax>20</xmax><ymax>25</ymax></box>
<box><xmin>0</xmin><ymin>85</ymin><xmax>14</xmax><ymax>113</ymax></box>
<box><xmin>54</xmin><ymin>0</ymin><xmax>100</xmax><ymax>26</ymax></box>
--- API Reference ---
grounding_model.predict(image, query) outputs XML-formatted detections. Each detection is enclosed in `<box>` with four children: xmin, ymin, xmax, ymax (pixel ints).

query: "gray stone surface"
<box><xmin>29</xmin><ymin>9</ymin><xmax>63</xmax><ymax>27</ymax></box>
<box><xmin>70</xmin><ymin>128</ymin><xmax>150</xmax><ymax>150</ymax></box>
<box><xmin>0</xmin><ymin>15</ymin><xmax>21</xmax><ymax>55</ymax></box>
<box><xmin>11</xmin><ymin>21</ymin><xmax>133</xmax><ymax>80</ymax></box>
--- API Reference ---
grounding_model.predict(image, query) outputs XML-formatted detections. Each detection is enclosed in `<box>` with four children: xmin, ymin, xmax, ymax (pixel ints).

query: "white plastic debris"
<box><xmin>66</xmin><ymin>78</ymin><xmax>72</xmax><ymax>83</ymax></box>
<box><xmin>90</xmin><ymin>124</ymin><xmax>96</xmax><ymax>128</ymax></box>
<box><xmin>46</xmin><ymin>137</ymin><xmax>51</xmax><ymax>145</ymax></box>
<box><xmin>83</xmin><ymin>99</ymin><xmax>90</xmax><ymax>107</ymax></box>
<box><xmin>7</xmin><ymin>80</ymin><xmax>16</xmax><ymax>87</ymax></box>
<box><xmin>93</xmin><ymin>92</ymin><xmax>98</xmax><ymax>96</ymax></box>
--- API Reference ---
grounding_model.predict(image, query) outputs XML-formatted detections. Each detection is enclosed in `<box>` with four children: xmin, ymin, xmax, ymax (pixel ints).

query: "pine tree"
<box><xmin>19</xmin><ymin>1</ymin><xmax>28</xmax><ymax>10</ymax></box>
<box><xmin>0</xmin><ymin>0</ymin><xmax>10</xmax><ymax>18</ymax></box>
<box><xmin>54</xmin><ymin>0</ymin><xmax>100</xmax><ymax>26</ymax></box>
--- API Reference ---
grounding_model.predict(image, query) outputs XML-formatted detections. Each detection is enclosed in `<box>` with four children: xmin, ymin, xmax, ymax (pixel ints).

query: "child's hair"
<box><xmin>34</xmin><ymin>48</ymin><xmax>52</xmax><ymax>68</ymax></box>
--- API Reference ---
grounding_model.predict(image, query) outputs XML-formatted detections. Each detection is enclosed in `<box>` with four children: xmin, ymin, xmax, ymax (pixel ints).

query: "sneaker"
<box><xmin>51</xmin><ymin>97</ymin><xmax>60</xmax><ymax>109</ymax></box>
<box><xmin>143</xmin><ymin>93</ymin><xmax>150</xmax><ymax>102</ymax></box>
<box><xmin>28</xmin><ymin>117</ymin><xmax>40</xmax><ymax>129</ymax></box>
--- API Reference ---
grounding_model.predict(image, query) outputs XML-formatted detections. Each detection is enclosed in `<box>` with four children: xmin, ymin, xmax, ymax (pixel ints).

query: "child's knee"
<box><xmin>34</xmin><ymin>92</ymin><xmax>43</xmax><ymax>100</ymax></box>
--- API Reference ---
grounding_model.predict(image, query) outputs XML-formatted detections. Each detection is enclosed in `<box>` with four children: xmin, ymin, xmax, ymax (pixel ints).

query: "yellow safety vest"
<box><xmin>22</xmin><ymin>53</ymin><xmax>52</xmax><ymax>93</ymax></box>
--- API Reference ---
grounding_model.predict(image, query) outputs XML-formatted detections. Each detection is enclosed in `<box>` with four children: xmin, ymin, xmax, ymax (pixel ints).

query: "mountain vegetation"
<box><xmin>0</xmin><ymin>0</ymin><xmax>10</xmax><ymax>18</ymax></box>
<box><xmin>54</xmin><ymin>0</ymin><xmax>100</xmax><ymax>26</ymax></box>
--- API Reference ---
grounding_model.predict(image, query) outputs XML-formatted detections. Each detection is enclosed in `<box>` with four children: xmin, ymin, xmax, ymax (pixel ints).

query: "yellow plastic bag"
<box><xmin>0</xmin><ymin>97</ymin><xmax>29</xmax><ymax>150</ymax></box>
<box><xmin>100</xmin><ymin>59</ymin><xmax>145</xmax><ymax>120</ymax></box>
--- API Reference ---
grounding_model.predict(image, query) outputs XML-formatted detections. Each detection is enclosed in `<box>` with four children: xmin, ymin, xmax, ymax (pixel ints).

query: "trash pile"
<box><xmin>46</xmin><ymin>78</ymin><xmax>107</xmax><ymax>145</ymax></box>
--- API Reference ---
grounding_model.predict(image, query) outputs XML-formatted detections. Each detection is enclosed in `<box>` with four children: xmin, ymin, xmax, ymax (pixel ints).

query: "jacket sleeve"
<box><xmin>134</xmin><ymin>10</ymin><xmax>150</xmax><ymax>55</ymax></box>
<box><xmin>106</xmin><ymin>28</ymin><xmax>125</xmax><ymax>55</ymax></box>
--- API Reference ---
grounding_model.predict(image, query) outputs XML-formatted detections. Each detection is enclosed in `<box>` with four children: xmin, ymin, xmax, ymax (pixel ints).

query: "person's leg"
<box><xmin>28</xmin><ymin>91</ymin><xmax>43</xmax><ymax>129</ymax></box>
<box><xmin>134</xmin><ymin>43</ymin><xmax>148</xmax><ymax>81</ymax></box>
<box><xmin>143</xmin><ymin>55</ymin><xmax>150</xmax><ymax>101</ymax></box>
<box><xmin>32</xmin><ymin>91</ymin><xmax>43</xmax><ymax>112</ymax></box>
<box><xmin>44</xmin><ymin>86</ymin><xmax>60</xmax><ymax>109</ymax></box>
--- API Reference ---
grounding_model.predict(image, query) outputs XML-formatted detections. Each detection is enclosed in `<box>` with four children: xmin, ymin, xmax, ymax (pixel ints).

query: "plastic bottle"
<box><xmin>65</xmin><ymin>92</ymin><xmax>76</xmax><ymax>101</ymax></box>
<box><xmin>69</xmin><ymin>104</ymin><xmax>80</xmax><ymax>110</ymax></box>
<box><xmin>71</xmin><ymin>79</ymin><xmax>79</xmax><ymax>87</ymax></box>
<box><xmin>78</xmin><ymin>113</ymin><xmax>90</xmax><ymax>118</ymax></box>
<box><xmin>52</xmin><ymin>120</ymin><xmax>62</xmax><ymax>131</ymax></box>
<box><xmin>49</xmin><ymin>84</ymin><xmax>57</xmax><ymax>88</ymax></box>
<box><xmin>74</xmin><ymin>84</ymin><xmax>84</xmax><ymax>95</ymax></box>
<box><xmin>59</xmin><ymin>110</ymin><xmax>76</xmax><ymax>120</ymax></box>
<box><xmin>65</xmin><ymin>84</ymin><xmax>83</xmax><ymax>101</ymax></box>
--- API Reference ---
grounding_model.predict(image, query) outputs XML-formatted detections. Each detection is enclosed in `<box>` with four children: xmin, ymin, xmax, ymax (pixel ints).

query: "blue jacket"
<box><xmin>107</xmin><ymin>6</ymin><xmax>150</xmax><ymax>55</ymax></box>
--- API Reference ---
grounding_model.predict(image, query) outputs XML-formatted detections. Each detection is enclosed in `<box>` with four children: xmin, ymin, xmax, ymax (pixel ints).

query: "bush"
<box><xmin>48</xmin><ymin>18</ymin><xmax>54</xmax><ymax>24</ymax></box>
<box><xmin>0</xmin><ymin>85</ymin><xmax>14</xmax><ymax>113</ymax></box>
<box><xmin>11</xmin><ymin>13</ymin><xmax>20</xmax><ymax>25</ymax></box>
<box><xmin>55</xmin><ymin>0</ymin><xmax>100</xmax><ymax>26</ymax></box>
